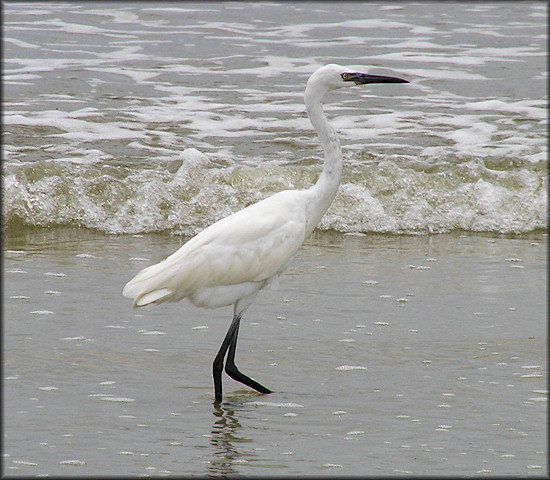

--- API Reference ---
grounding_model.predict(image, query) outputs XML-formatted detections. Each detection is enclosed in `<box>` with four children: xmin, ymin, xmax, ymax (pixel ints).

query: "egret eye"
<box><xmin>341</xmin><ymin>72</ymin><xmax>350</xmax><ymax>80</ymax></box>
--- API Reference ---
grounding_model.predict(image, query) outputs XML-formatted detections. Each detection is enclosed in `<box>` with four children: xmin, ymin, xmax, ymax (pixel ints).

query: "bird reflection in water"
<box><xmin>207</xmin><ymin>401</ymin><xmax>254</xmax><ymax>476</ymax></box>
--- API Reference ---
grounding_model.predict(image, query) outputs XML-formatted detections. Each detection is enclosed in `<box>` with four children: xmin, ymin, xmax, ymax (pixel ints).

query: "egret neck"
<box><xmin>304</xmin><ymin>80</ymin><xmax>343</xmax><ymax>237</ymax></box>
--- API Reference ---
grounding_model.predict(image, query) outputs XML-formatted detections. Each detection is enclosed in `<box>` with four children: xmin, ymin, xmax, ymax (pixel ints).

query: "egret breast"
<box><xmin>187</xmin><ymin>280</ymin><xmax>268</xmax><ymax>309</ymax></box>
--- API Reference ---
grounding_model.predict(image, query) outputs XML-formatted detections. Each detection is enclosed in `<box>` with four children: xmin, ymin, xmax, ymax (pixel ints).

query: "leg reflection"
<box><xmin>208</xmin><ymin>402</ymin><xmax>252</xmax><ymax>476</ymax></box>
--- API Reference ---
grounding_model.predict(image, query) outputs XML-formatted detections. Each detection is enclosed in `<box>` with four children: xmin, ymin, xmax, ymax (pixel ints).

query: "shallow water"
<box><xmin>3</xmin><ymin>228</ymin><xmax>547</xmax><ymax>476</ymax></box>
<box><xmin>3</xmin><ymin>2</ymin><xmax>548</xmax><ymax>235</ymax></box>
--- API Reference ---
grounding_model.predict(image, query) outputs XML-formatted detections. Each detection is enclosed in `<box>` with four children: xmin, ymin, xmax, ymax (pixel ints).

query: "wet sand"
<box><xmin>3</xmin><ymin>227</ymin><xmax>547</xmax><ymax>476</ymax></box>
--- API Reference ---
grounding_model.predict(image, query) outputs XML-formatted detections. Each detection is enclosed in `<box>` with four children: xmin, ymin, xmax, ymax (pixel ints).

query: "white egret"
<box><xmin>123</xmin><ymin>64</ymin><xmax>408</xmax><ymax>402</ymax></box>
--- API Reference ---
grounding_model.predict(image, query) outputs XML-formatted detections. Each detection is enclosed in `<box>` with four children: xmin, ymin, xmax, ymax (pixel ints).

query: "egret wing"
<box><xmin>123</xmin><ymin>190</ymin><xmax>307</xmax><ymax>306</ymax></box>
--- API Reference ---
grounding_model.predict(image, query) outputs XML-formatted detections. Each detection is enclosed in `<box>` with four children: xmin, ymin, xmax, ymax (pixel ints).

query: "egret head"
<box><xmin>306</xmin><ymin>63</ymin><xmax>408</xmax><ymax>97</ymax></box>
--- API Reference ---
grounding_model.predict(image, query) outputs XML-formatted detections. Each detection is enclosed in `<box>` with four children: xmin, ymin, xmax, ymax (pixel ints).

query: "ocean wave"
<box><xmin>3</xmin><ymin>2</ymin><xmax>547</xmax><ymax>236</ymax></box>
<box><xmin>3</xmin><ymin>148</ymin><xmax>546</xmax><ymax>236</ymax></box>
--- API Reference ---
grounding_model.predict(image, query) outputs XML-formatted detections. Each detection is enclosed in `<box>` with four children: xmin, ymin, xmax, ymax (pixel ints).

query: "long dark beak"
<box><xmin>347</xmin><ymin>72</ymin><xmax>409</xmax><ymax>85</ymax></box>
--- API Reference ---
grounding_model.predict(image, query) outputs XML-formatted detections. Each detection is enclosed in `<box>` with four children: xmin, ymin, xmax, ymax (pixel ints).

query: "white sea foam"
<box><xmin>463</xmin><ymin>99</ymin><xmax>547</xmax><ymax>121</ymax></box>
<box><xmin>335</xmin><ymin>365</ymin><xmax>367</xmax><ymax>371</ymax></box>
<box><xmin>244</xmin><ymin>401</ymin><xmax>304</xmax><ymax>408</ymax></box>
<box><xmin>2</xmin><ymin>2</ymin><xmax>546</xmax><ymax>236</ymax></box>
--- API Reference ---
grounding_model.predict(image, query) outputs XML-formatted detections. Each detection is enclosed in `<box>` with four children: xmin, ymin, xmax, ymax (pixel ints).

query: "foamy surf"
<box><xmin>3</xmin><ymin>2</ymin><xmax>547</xmax><ymax>237</ymax></box>
<box><xmin>3</xmin><ymin>147</ymin><xmax>546</xmax><ymax>235</ymax></box>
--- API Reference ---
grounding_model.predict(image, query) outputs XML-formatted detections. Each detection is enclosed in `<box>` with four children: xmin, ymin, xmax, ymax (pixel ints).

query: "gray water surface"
<box><xmin>3</xmin><ymin>229</ymin><xmax>547</xmax><ymax>476</ymax></box>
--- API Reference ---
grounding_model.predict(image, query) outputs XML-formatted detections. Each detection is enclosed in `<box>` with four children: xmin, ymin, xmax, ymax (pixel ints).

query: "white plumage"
<box><xmin>123</xmin><ymin>63</ymin><xmax>408</xmax><ymax>402</ymax></box>
<box><xmin>123</xmin><ymin>189</ymin><xmax>307</xmax><ymax>309</ymax></box>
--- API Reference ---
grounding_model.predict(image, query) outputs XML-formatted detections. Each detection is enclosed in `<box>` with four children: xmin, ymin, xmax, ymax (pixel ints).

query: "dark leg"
<box><xmin>212</xmin><ymin>313</ymin><xmax>271</xmax><ymax>403</ymax></box>
<box><xmin>213</xmin><ymin>314</ymin><xmax>241</xmax><ymax>403</ymax></box>
<box><xmin>225</xmin><ymin>316</ymin><xmax>271</xmax><ymax>395</ymax></box>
